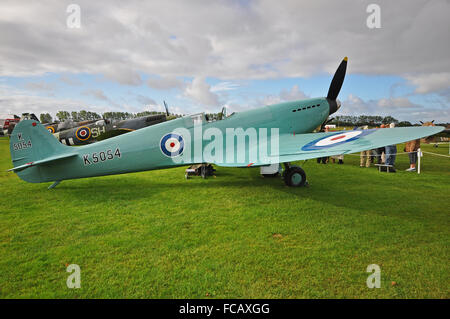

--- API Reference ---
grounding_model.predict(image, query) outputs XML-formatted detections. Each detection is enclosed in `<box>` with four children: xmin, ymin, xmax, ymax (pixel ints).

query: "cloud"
<box><xmin>260</xmin><ymin>84</ymin><xmax>309</xmax><ymax>105</ymax></box>
<box><xmin>82</xmin><ymin>89</ymin><xmax>109</xmax><ymax>101</ymax></box>
<box><xmin>101</xmin><ymin>67</ymin><xmax>143</xmax><ymax>86</ymax></box>
<box><xmin>136</xmin><ymin>94</ymin><xmax>157</xmax><ymax>106</ymax></box>
<box><xmin>280</xmin><ymin>85</ymin><xmax>308</xmax><ymax>101</ymax></box>
<box><xmin>0</xmin><ymin>84</ymin><xmax>153</xmax><ymax>118</ymax></box>
<box><xmin>211</xmin><ymin>81</ymin><xmax>240</xmax><ymax>92</ymax></box>
<box><xmin>339</xmin><ymin>93</ymin><xmax>447</xmax><ymax>123</ymax></box>
<box><xmin>0</xmin><ymin>0</ymin><xmax>448</xmax><ymax>81</ymax></box>
<box><xmin>406</xmin><ymin>72</ymin><xmax>450</xmax><ymax>102</ymax></box>
<box><xmin>0</xmin><ymin>85</ymin><xmax>101</xmax><ymax>117</ymax></box>
<box><xmin>377</xmin><ymin>97</ymin><xmax>416</xmax><ymax>108</ymax></box>
<box><xmin>59</xmin><ymin>74</ymin><xmax>83</xmax><ymax>86</ymax></box>
<box><xmin>23</xmin><ymin>81</ymin><xmax>56</xmax><ymax>92</ymax></box>
<box><xmin>184</xmin><ymin>76</ymin><xmax>219</xmax><ymax>106</ymax></box>
<box><xmin>0</xmin><ymin>1</ymin><xmax>448</xmax><ymax>122</ymax></box>
<box><xmin>147</xmin><ymin>76</ymin><xmax>184</xmax><ymax>90</ymax></box>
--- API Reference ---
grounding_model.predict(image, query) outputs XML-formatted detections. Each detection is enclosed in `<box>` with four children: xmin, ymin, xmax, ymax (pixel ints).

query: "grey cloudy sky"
<box><xmin>0</xmin><ymin>0</ymin><xmax>449</xmax><ymax>122</ymax></box>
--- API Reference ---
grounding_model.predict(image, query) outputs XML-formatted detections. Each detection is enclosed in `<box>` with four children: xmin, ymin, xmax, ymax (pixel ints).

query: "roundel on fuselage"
<box><xmin>75</xmin><ymin>126</ymin><xmax>91</xmax><ymax>141</ymax></box>
<box><xmin>160</xmin><ymin>133</ymin><xmax>184</xmax><ymax>157</ymax></box>
<box><xmin>46</xmin><ymin>126</ymin><xmax>55</xmax><ymax>133</ymax></box>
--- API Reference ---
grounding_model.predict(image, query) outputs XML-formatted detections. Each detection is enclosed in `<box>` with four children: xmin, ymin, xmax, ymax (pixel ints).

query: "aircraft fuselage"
<box><xmin>17</xmin><ymin>98</ymin><xmax>331</xmax><ymax>183</ymax></box>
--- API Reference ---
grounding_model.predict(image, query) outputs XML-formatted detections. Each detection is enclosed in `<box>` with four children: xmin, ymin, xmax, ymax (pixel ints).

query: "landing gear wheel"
<box><xmin>284</xmin><ymin>166</ymin><xmax>307</xmax><ymax>187</ymax></box>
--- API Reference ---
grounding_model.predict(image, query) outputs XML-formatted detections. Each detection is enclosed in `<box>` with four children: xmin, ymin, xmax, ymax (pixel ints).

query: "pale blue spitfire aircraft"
<box><xmin>8</xmin><ymin>58</ymin><xmax>444</xmax><ymax>188</ymax></box>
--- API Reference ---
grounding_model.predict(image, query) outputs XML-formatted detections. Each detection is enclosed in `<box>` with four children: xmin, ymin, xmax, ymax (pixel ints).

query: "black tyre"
<box><xmin>284</xmin><ymin>166</ymin><xmax>307</xmax><ymax>187</ymax></box>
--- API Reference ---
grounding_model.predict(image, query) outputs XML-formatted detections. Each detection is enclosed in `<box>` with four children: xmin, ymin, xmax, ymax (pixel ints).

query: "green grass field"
<box><xmin>0</xmin><ymin>136</ymin><xmax>449</xmax><ymax>298</ymax></box>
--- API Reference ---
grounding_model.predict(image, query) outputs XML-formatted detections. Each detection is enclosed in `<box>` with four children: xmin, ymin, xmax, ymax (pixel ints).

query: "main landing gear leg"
<box><xmin>48</xmin><ymin>181</ymin><xmax>61</xmax><ymax>189</ymax></box>
<box><xmin>283</xmin><ymin>163</ymin><xmax>307</xmax><ymax>187</ymax></box>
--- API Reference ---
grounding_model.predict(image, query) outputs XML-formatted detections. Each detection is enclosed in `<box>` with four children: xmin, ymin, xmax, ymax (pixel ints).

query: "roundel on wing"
<box><xmin>75</xmin><ymin>126</ymin><xmax>92</xmax><ymax>141</ymax></box>
<box><xmin>301</xmin><ymin>129</ymin><xmax>375</xmax><ymax>151</ymax></box>
<box><xmin>46</xmin><ymin>126</ymin><xmax>55</xmax><ymax>133</ymax></box>
<box><xmin>160</xmin><ymin>133</ymin><xmax>184</xmax><ymax>157</ymax></box>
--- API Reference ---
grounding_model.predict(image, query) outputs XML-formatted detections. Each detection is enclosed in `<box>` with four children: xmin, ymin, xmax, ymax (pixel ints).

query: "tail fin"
<box><xmin>9</xmin><ymin>120</ymin><xmax>77</xmax><ymax>183</ymax></box>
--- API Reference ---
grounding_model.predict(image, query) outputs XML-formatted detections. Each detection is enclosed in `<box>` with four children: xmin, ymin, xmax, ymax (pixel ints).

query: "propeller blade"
<box><xmin>220</xmin><ymin>106</ymin><xmax>226</xmax><ymax>119</ymax></box>
<box><xmin>320</xmin><ymin>117</ymin><xmax>334</xmax><ymax>130</ymax></box>
<box><xmin>163</xmin><ymin>101</ymin><xmax>169</xmax><ymax>116</ymax></box>
<box><xmin>327</xmin><ymin>57</ymin><xmax>348</xmax><ymax>100</ymax></box>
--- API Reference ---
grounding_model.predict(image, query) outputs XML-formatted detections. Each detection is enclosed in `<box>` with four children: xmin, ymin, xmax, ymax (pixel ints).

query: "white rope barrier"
<box><xmin>422</xmin><ymin>151</ymin><xmax>450</xmax><ymax>158</ymax></box>
<box><xmin>344</xmin><ymin>151</ymin><xmax>449</xmax><ymax>158</ymax></box>
<box><xmin>328</xmin><ymin>148</ymin><xmax>448</xmax><ymax>175</ymax></box>
<box><xmin>344</xmin><ymin>152</ymin><xmax>413</xmax><ymax>156</ymax></box>
<box><xmin>342</xmin><ymin>151</ymin><xmax>450</xmax><ymax>157</ymax></box>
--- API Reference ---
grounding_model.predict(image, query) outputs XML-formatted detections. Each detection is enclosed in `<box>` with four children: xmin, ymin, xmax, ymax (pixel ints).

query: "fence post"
<box><xmin>417</xmin><ymin>148</ymin><xmax>421</xmax><ymax>174</ymax></box>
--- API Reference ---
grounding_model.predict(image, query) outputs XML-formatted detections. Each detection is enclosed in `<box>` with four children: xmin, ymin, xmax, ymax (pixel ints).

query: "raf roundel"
<box><xmin>160</xmin><ymin>133</ymin><xmax>184</xmax><ymax>157</ymax></box>
<box><xmin>75</xmin><ymin>126</ymin><xmax>91</xmax><ymax>141</ymax></box>
<box><xmin>46</xmin><ymin>126</ymin><xmax>55</xmax><ymax>134</ymax></box>
<box><xmin>301</xmin><ymin>130</ymin><xmax>375</xmax><ymax>151</ymax></box>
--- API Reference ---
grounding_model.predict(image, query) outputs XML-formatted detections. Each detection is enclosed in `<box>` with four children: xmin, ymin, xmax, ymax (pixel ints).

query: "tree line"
<box><xmin>39</xmin><ymin>110</ymin><xmax>175</xmax><ymax>124</ymax></box>
<box><xmin>331</xmin><ymin>115</ymin><xmax>414</xmax><ymax>127</ymax></box>
<box><xmin>39</xmin><ymin>111</ymin><xmax>439</xmax><ymax>127</ymax></box>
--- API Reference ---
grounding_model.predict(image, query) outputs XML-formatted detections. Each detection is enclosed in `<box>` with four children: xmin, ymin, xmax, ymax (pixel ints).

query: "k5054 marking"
<box><xmin>82</xmin><ymin>148</ymin><xmax>121</xmax><ymax>165</ymax></box>
<box><xmin>13</xmin><ymin>140</ymin><xmax>32</xmax><ymax>151</ymax></box>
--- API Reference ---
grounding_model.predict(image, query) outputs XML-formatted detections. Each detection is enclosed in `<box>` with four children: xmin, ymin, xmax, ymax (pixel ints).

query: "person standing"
<box><xmin>384</xmin><ymin>123</ymin><xmax>397</xmax><ymax>172</ymax></box>
<box><xmin>360</xmin><ymin>150</ymin><xmax>371</xmax><ymax>167</ymax></box>
<box><xmin>317</xmin><ymin>127</ymin><xmax>330</xmax><ymax>164</ymax></box>
<box><xmin>405</xmin><ymin>138</ymin><xmax>420</xmax><ymax>172</ymax></box>
<box><xmin>372</xmin><ymin>147</ymin><xmax>383</xmax><ymax>164</ymax></box>
<box><xmin>331</xmin><ymin>154</ymin><xmax>344</xmax><ymax>164</ymax></box>
<box><xmin>379</xmin><ymin>124</ymin><xmax>387</xmax><ymax>164</ymax></box>
<box><xmin>359</xmin><ymin>126</ymin><xmax>371</xmax><ymax>168</ymax></box>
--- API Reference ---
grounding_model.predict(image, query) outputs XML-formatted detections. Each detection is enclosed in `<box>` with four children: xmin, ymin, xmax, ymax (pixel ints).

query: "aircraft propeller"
<box><xmin>163</xmin><ymin>100</ymin><xmax>170</xmax><ymax>116</ymax></box>
<box><xmin>326</xmin><ymin>56</ymin><xmax>347</xmax><ymax>115</ymax></box>
<box><xmin>219</xmin><ymin>106</ymin><xmax>226</xmax><ymax>120</ymax></box>
<box><xmin>319</xmin><ymin>57</ymin><xmax>347</xmax><ymax>131</ymax></box>
<box><xmin>320</xmin><ymin>117</ymin><xmax>334</xmax><ymax>131</ymax></box>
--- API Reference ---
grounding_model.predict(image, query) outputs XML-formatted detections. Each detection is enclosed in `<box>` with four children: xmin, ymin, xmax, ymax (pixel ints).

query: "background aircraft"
<box><xmin>8</xmin><ymin>58</ymin><xmax>445</xmax><ymax>188</ymax></box>
<box><xmin>54</xmin><ymin>113</ymin><xmax>167</xmax><ymax>146</ymax></box>
<box><xmin>0</xmin><ymin>114</ymin><xmax>20</xmax><ymax>136</ymax></box>
<box><xmin>44</xmin><ymin>119</ymin><xmax>97</xmax><ymax>134</ymax></box>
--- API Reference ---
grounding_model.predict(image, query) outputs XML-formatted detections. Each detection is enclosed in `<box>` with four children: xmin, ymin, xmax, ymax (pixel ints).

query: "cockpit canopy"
<box><xmin>188</xmin><ymin>108</ymin><xmax>235</xmax><ymax>125</ymax></box>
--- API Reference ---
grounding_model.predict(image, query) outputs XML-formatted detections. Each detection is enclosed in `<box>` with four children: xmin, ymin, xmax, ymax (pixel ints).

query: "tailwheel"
<box><xmin>283</xmin><ymin>164</ymin><xmax>307</xmax><ymax>187</ymax></box>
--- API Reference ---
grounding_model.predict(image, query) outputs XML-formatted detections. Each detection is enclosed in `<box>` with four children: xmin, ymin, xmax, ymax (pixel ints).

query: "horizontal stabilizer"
<box><xmin>8</xmin><ymin>152</ymin><xmax>77</xmax><ymax>172</ymax></box>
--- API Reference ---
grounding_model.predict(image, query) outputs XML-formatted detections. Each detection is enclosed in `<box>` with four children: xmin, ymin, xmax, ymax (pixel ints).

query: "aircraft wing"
<box><xmin>217</xmin><ymin>126</ymin><xmax>444</xmax><ymax>167</ymax></box>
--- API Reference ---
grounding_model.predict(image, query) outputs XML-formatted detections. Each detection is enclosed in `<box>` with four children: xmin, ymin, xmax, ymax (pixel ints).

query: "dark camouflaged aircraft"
<box><xmin>53</xmin><ymin>113</ymin><xmax>168</xmax><ymax>145</ymax></box>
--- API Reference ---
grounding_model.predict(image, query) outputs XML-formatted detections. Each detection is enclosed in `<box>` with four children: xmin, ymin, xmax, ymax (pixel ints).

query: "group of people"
<box><xmin>316</xmin><ymin>127</ymin><xmax>344</xmax><ymax>165</ymax></box>
<box><xmin>317</xmin><ymin>123</ymin><xmax>421</xmax><ymax>173</ymax></box>
<box><xmin>359</xmin><ymin>124</ymin><xmax>397</xmax><ymax>172</ymax></box>
<box><xmin>359</xmin><ymin>123</ymin><xmax>421</xmax><ymax>173</ymax></box>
